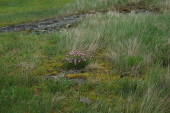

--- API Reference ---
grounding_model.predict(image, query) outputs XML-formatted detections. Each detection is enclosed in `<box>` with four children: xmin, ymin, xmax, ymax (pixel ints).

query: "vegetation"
<box><xmin>0</xmin><ymin>0</ymin><xmax>170</xmax><ymax>113</ymax></box>
<box><xmin>0</xmin><ymin>0</ymin><xmax>74</xmax><ymax>26</ymax></box>
<box><xmin>65</xmin><ymin>50</ymin><xmax>93</xmax><ymax>69</ymax></box>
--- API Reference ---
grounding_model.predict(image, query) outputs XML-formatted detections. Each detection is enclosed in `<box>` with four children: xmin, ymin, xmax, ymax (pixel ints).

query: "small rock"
<box><xmin>45</xmin><ymin>75</ymin><xmax>60</xmax><ymax>81</ymax></box>
<box><xmin>80</xmin><ymin>96</ymin><xmax>93</xmax><ymax>104</ymax></box>
<box><xmin>53</xmin><ymin>96</ymin><xmax>66</xmax><ymax>102</ymax></box>
<box><xmin>65</xmin><ymin>24</ymin><xmax>72</xmax><ymax>28</ymax></box>
<box><xmin>57</xmin><ymin>72</ymin><xmax>65</xmax><ymax>78</ymax></box>
<box><xmin>65</xmin><ymin>70</ymin><xmax>82</xmax><ymax>74</ymax></box>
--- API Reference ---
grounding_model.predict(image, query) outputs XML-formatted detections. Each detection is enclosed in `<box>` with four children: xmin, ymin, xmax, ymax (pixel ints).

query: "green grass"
<box><xmin>0</xmin><ymin>0</ymin><xmax>74</xmax><ymax>26</ymax></box>
<box><xmin>0</xmin><ymin>0</ymin><xmax>170</xmax><ymax>113</ymax></box>
<box><xmin>58</xmin><ymin>0</ymin><xmax>170</xmax><ymax>16</ymax></box>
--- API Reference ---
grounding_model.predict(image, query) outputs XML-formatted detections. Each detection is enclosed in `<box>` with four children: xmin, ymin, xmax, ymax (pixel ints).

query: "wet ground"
<box><xmin>0</xmin><ymin>14</ymin><xmax>87</xmax><ymax>34</ymax></box>
<box><xmin>0</xmin><ymin>5</ymin><xmax>160</xmax><ymax>34</ymax></box>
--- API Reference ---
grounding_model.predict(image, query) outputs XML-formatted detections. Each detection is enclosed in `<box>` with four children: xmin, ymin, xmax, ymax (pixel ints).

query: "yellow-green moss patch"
<box><xmin>66</xmin><ymin>73</ymin><xmax>90</xmax><ymax>79</ymax></box>
<box><xmin>32</xmin><ymin>56</ymin><xmax>64</xmax><ymax>76</ymax></box>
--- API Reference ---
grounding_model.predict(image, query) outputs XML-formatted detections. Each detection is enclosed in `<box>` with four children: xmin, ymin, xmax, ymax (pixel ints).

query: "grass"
<box><xmin>0</xmin><ymin>0</ymin><xmax>170</xmax><ymax>113</ymax></box>
<box><xmin>58</xmin><ymin>0</ymin><xmax>170</xmax><ymax>15</ymax></box>
<box><xmin>0</xmin><ymin>0</ymin><xmax>74</xmax><ymax>26</ymax></box>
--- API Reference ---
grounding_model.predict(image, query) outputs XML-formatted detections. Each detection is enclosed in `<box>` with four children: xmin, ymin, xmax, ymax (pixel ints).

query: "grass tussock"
<box><xmin>58</xmin><ymin>0</ymin><xmax>169</xmax><ymax>16</ymax></box>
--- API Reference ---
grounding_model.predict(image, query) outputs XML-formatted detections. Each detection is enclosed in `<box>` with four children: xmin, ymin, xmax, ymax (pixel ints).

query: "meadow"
<box><xmin>0</xmin><ymin>0</ymin><xmax>170</xmax><ymax>112</ymax></box>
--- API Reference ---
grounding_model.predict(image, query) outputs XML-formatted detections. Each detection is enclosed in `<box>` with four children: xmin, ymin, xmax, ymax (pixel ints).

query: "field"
<box><xmin>0</xmin><ymin>0</ymin><xmax>170</xmax><ymax>112</ymax></box>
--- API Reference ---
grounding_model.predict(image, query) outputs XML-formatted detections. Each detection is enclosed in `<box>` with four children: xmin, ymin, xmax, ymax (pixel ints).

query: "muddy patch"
<box><xmin>0</xmin><ymin>14</ymin><xmax>87</xmax><ymax>34</ymax></box>
<box><xmin>117</xmin><ymin>3</ymin><xmax>160</xmax><ymax>13</ymax></box>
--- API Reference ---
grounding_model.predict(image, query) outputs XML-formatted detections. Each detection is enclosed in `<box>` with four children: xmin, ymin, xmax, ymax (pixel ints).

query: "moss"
<box><xmin>88</xmin><ymin>61</ymin><xmax>120</xmax><ymax>82</ymax></box>
<box><xmin>66</xmin><ymin>73</ymin><xmax>90</xmax><ymax>79</ymax></box>
<box><xmin>89</xmin><ymin>91</ymin><xmax>98</xmax><ymax>101</ymax></box>
<box><xmin>32</xmin><ymin>56</ymin><xmax>64</xmax><ymax>76</ymax></box>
